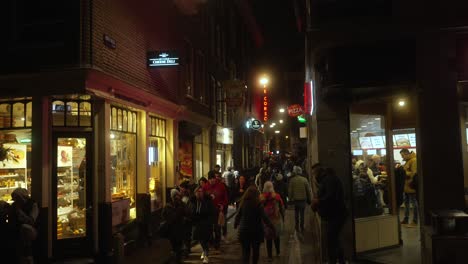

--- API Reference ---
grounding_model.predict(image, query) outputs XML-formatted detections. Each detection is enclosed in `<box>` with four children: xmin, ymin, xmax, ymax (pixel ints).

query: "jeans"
<box><xmin>200</xmin><ymin>239</ymin><xmax>209</xmax><ymax>256</ymax></box>
<box><xmin>266</xmin><ymin>237</ymin><xmax>280</xmax><ymax>258</ymax></box>
<box><xmin>326</xmin><ymin>217</ymin><xmax>346</xmax><ymax>264</ymax></box>
<box><xmin>294</xmin><ymin>201</ymin><xmax>306</xmax><ymax>232</ymax></box>
<box><xmin>241</xmin><ymin>240</ymin><xmax>260</xmax><ymax>264</ymax></box>
<box><xmin>404</xmin><ymin>193</ymin><xmax>418</xmax><ymax>223</ymax></box>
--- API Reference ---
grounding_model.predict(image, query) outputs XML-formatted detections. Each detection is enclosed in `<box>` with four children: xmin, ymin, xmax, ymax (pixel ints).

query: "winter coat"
<box><xmin>403</xmin><ymin>153</ymin><xmax>417</xmax><ymax>194</ymax></box>
<box><xmin>273</xmin><ymin>180</ymin><xmax>288</xmax><ymax>204</ymax></box>
<box><xmin>203</xmin><ymin>181</ymin><xmax>228</xmax><ymax>210</ymax></box>
<box><xmin>260</xmin><ymin>192</ymin><xmax>284</xmax><ymax>237</ymax></box>
<box><xmin>234</xmin><ymin>202</ymin><xmax>273</xmax><ymax>243</ymax></box>
<box><xmin>317</xmin><ymin>173</ymin><xmax>347</xmax><ymax>220</ymax></box>
<box><xmin>162</xmin><ymin>200</ymin><xmax>190</xmax><ymax>242</ymax></box>
<box><xmin>288</xmin><ymin>175</ymin><xmax>312</xmax><ymax>203</ymax></box>
<box><xmin>191</xmin><ymin>196</ymin><xmax>215</xmax><ymax>242</ymax></box>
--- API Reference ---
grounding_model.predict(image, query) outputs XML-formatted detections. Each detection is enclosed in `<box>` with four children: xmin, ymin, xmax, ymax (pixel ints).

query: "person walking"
<box><xmin>203</xmin><ymin>173</ymin><xmax>228</xmax><ymax>250</ymax></box>
<box><xmin>162</xmin><ymin>189</ymin><xmax>190</xmax><ymax>262</ymax></box>
<box><xmin>272</xmin><ymin>173</ymin><xmax>287</xmax><ymax>209</ymax></box>
<box><xmin>288</xmin><ymin>165</ymin><xmax>312</xmax><ymax>233</ymax></box>
<box><xmin>311</xmin><ymin>165</ymin><xmax>347</xmax><ymax>264</ymax></box>
<box><xmin>191</xmin><ymin>187</ymin><xmax>216</xmax><ymax>264</ymax></box>
<box><xmin>260</xmin><ymin>181</ymin><xmax>284</xmax><ymax>261</ymax></box>
<box><xmin>233</xmin><ymin>175</ymin><xmax>248</xmax><ymax>209</ymax></box>
<box><xmin>400</xmin><ymin>148</ymin><xmax>419</xmax><ymax>226</ymax></box>
<box><xmin>234</xmin><ymin>186</ymin><xmax>275</xmax><ymax>264</ymax></box>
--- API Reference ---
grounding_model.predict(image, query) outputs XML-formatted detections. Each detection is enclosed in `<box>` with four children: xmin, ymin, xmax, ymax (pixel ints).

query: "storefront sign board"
<box><xmin>147</xmin><ymin>51</ymin><xmax>179</xmax><ymax>67</ymax></box>
<box><xmin>288</xmin><ymin>104</ymin><xmax>304</xmax><ymax>117</ymax></box>
<box><xmin>251</xmin><ymin>119</ymin><xmax>262</xmax><ymax>130</ymax></box>
<box><xmin>216</xmin><ymin>126</ymin><xmax>233</xmax><ymax>144</ymax></box>
<box><xmin>223</xmin><ymin>80</ymin><xmax>245</xmax><ymax>108</ymax></box>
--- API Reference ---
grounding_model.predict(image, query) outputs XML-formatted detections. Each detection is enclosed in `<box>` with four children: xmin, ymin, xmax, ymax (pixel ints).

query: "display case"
<box><xmin>56</xmin><ymin>142</ymin><xmax>87</xmax><ymax>240</ymax></box>
<box><xmin>0</xmin><ymin>143</ymin><xmax>28</xmax><ymax>202</ymax></box>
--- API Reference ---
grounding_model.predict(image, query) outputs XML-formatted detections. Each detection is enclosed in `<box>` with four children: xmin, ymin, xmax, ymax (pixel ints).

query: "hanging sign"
<box><xmin>251</xmin><ymin>119</ymin><xmax>262</xmax><ymax>130</ymax></box>
<box><xmin>147</xmin><ymin>51</ymin><xmax>179</xmax><ymax>67</ymax></box>
<box><xmin>288</xmin><ymin>104</ymin><xmax>304</xmax><ymax>117</ymax></box>
<box><xmin>223</xmin><ymin>80</ymin><xmax>245</xmax><ymax>108</ymax></box>
<box><xmin>263</xmin><ymin>88</ymin><xmax>269</xmax><ymax>122</ymax></box>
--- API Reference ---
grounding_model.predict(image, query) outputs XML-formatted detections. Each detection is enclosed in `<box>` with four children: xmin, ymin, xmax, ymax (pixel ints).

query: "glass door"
<box><xmin>53</xmin><ymin>133</ymin><xmax>92</xmax><ymax>256</ymax></box>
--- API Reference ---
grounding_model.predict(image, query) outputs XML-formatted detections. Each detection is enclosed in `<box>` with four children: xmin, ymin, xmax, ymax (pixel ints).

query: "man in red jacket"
<box><xmin>203</xmin><ymin>172</ymin><xmax>228</xmax><ymax>250</ymax></box>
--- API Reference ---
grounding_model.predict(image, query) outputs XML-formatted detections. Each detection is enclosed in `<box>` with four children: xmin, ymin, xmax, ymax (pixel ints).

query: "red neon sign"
<box><xmin>263</xmin><ymin>88</ymin><xmax>268</xmax><ymax>121</ymax></box>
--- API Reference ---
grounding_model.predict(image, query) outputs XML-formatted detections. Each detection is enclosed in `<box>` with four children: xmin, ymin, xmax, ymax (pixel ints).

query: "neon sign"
<box><xmin>263</xmin><ymin>88</ymin><xmax>268</xmax><ymax>121</ymax></box>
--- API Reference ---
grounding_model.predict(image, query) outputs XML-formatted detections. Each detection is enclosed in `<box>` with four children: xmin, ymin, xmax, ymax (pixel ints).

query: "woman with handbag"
<box><xmin>260</xmin><ymin>181</ymin><xmax>285</xmax><ymax>261</ymax></box>
<box><xmin>234</xmin><ymin>186</ymin><xmax>275</xmax><ymax>264</ymax></box>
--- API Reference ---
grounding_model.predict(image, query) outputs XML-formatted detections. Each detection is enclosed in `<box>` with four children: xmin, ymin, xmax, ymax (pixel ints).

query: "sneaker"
<box><xmin>203</xmin><ymin>256</ymin><xmax>209</xmax><ymax>263</ymax></box>
<box><xmin>200</xmin><ymin>252</ymin><xmax>205</xmax><ymax>260</ymax></box>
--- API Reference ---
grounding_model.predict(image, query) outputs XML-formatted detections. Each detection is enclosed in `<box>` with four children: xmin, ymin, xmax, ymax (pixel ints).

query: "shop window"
<box><xmin>52</xmin><ymin>98</ymin><xmax>92</xmax><ymax>127</ymax></box>
<box><xmin>110</xmin><ymin>106</ymin><xmax>138</xmax><ymax>223</ymax></box>
<box><xmin>12</xmin><ymin>102</ymin><xmax>25</xmax><ymax>127</ymax></box>
<box><xmin>149</xmin><ymin>116</ymin><xmax>166</xmax><ymax>211</ymax></box>
<box><xmin>194</xmin><ymin>134</ymin><xmax>203</xmax><ymax>179</ymax></box>
<box><xmin>350</xmin><ymin>114</ymin><xmax>390</xmax><ymax>218</ymax></box>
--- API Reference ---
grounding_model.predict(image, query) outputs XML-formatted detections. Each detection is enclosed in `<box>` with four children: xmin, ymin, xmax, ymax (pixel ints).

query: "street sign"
<box><xmin>287</xmin><ymin>104</ymin><xmax>304</xmax><ymax>117</ymax></box>
<box><xmin>251</xmin><ymin>119</ymin><xmax>262</xmax><ymax>130</ymax></box>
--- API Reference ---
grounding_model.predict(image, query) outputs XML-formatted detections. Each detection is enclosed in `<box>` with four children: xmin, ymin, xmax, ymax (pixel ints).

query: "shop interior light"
<box><xmin>272</xmin><ymin>122</ymin><xmax>276</xmax><ymax>126</ymax></box>
<box><xmin>279</xmin><ymin>108</ymin><xmax>285</xmax><ymax>113</ymax></box>
<box><xmin>276</xmin><ymin>150</ymin><xmax>280</xmax><ymax>154</ymax></box>
<box><xmin>21</xmin><ymin>117</ymin><xmax>25</xmax><ymax>121</ymax></box>
<box><xmin>398</xmin><ymin>100</ymin><xmax>406</xmax><ymax>107</ymax></box>
<box><xmin>110</xmin><ymin>133</ymin><xmax>115</xmax><ymax>139</ymax></box>
<box><xmin>375</xmin><ymin>118</ymin><xmax>381</xmax><ymax>120</ymax></box>
<box><xmin>279</xmin><ymin>120</ymin><xmax>283</xmax><ymax>124</ymax></box>
<box><xmin>368</xmin><ymin>122</ymin><xmax>373</xmax><ymax>125</ymax></box>
<box><xmin>356</xmin><ymin>128</ymin><xmax>362</xmax><ymax>131</ymax></box>
<box><xmin>19</xmin><ymin>138</ymin><xmax>31</xmax><ymax>143</ymax></box>
<box><xmin>275</xmin><ymin>130</ymin><xmax>280</xmax><ymax>134</ymax></box>
<box><xmin>285</xmin><ymin>136</ymin><xmax>289</xmax><ymax>139</ymax></box>
<box><xmin>361</xmin><ymin>125</ymin><xmax>367</xmax><ymax>128</ymax></box>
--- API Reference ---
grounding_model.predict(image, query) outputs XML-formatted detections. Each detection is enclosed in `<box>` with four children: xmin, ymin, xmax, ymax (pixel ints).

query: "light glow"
<box><xmin>279</xmin><ymin>120</ymin><xmax>283</xmax><ymax>124</ymax></box>
<box><xmin>259</xmin><ymin>77</ymin><xmax>269</xmax><ymax>85</ymax></box>
<box><xmin>398</xmin><ymin>100</ymin><xmax>406</xmax><ymax>107</ymax></box>
<box><xmin>110</xmin><ymin>133</ymin><xmax>115</xmax><ymax>139</ymax></box>
<box><xmin>275</xmin><ymin>130</ymin><xmax>280</xmax><ymax>134</ymax></box>
<box><xmin>279</xmin><ymin>108</ymin><xmax>285</xmax><ymax>113</ymax></box>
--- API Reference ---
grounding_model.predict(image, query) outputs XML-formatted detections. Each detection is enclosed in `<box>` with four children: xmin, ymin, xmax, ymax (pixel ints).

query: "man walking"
<box><xmin>400</xmin><ymin>148</ymin><xmax>418</xmax><ymax>226</ymax></box>
<box><xmin>203</xmin><ymin>172</ymin><xmax>228</xmax><ymax>250</ymax></box>
<box><xmin>311</xmin><ymin>165</ymin><xmax>347</xmax><ymax>264</ymax></box>
<box><xmin>288</xmin><ymin>165</ymin><xmax>312</xmax><ymax>233</ymax></box>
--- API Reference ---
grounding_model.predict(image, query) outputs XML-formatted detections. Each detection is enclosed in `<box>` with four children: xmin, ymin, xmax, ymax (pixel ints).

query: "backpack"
<box><xmin>263</xmin><ymin>196</ymin><xmax>280</xmax><ymax>218</ymax></box>
<box><xmin>353</xmin><ymin>177</ymin><xmax>372</xmax><ymax>197</ymax></box>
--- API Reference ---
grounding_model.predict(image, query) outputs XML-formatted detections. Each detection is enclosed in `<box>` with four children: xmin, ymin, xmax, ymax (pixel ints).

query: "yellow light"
<box><xmin>275</xmin><ymin>130</ymin><xmax>280</xmax><ymax>134</ymax></box>
<box><xmin>285</xmin><ymin>136</ymin><xmax>289</xmax><ymax>139</ymax></box>
<box><xmin>279</xmin><ymin>108</ymin><xmax>285</xmax><ymax>113</ymax></box>
<box><xmin>398</xmin><ymin>100</ymin><xmax>406</xmax><ymax>107</ymax></box>
<box><xmin>279</xmin><ymin>120</ymin><xmax>283</xmax><ymax>124</ymax></box>
<box><xmin>259</xmin><ymin>76</ymin><xmax>269</xmax><ymax>85</ymax></box>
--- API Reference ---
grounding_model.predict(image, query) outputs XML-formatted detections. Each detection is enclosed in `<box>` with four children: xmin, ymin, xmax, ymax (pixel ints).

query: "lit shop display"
<box><xmin>110</xmin><ymin>106</ymin><xmax>137</xmax><ymax>225</ymax></box>
<box><xmin>148</xmin><ymin>116</ymin><xmax>166</xmax><ymax>211</ymax></box>
<box><xmin>0</xmin><ymin>101</ymin><xmax>32</xmax><ymax>203</ymax></box>
<box><xmin>56</xmin><ymin>138</ymin><xmax>87</xmax><ymax>239</ymax></box>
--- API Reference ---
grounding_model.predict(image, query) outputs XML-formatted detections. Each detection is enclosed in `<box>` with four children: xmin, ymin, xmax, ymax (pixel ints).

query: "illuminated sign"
<box><xmin>147</xmin><ymin>51</ymin><xmax>179</xmax><ymax>67</ymax></box>
<box><xmin>263</xmin><ymin>88</ymin><xmax>268</xmax><ymax>122</ymax></box>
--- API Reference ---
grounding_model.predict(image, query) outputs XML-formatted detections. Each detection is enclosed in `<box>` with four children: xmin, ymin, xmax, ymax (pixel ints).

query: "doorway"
<box><xmin>52</xmin><ymin>133</ymin><xmax>93</xmax><ymax>257</ymax></box>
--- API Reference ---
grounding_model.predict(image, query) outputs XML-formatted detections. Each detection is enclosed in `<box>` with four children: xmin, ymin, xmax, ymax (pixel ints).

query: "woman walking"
<box><xmin>260</xmin><ymin>181</ymin><xmax>285</xmax><ymax>261</ymax></box>
<box><xmin>234</xmin><ymin>186</ymin><xmax>275</xmax><ymax>264</ymax></box>
<box><xmin>191</xmin><ymin>187</ymin><xmax>216</xmax><ymax>263</ymax></box>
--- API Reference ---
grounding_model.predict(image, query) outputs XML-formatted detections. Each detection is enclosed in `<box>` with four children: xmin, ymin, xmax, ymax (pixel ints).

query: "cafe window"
<box><xmin>350</xmin><ymin>114</ymin><xmax>390</xmax><ymax>218</ymax></box>
<box><xmin>52</xmin><ymin>98</ymin><xmax>92</xmax><ymax>127</ymax></box>
<box><xmin>110</xmin><ymin>106</ymin><xmax>137</xmax><ymax>223</ymax></box>
<box><xmin>0</xmin><ymin>99</ymin><xmax>32</xmax><ymax>202</ymax></box>
<box><xmin>149</xmin><ymin>116</ymin><xmax>166</xmax><ymax>211</ymax></box>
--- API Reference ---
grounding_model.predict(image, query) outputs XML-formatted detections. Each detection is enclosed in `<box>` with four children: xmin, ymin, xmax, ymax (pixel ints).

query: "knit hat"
<box><xmin>170</xmin><ymin>189</ymin><xmax>180</xmax><ymax>201</ymax></box>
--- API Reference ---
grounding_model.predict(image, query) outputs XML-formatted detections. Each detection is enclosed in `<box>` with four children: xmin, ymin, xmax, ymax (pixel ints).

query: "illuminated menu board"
<box><xmin>359</xmin><ymin>137</ymin><xmax>373</xmax><ymax>149</ymax></box>
<box><xmin>370</xmin><ymin>136</ymin><xmax>385</xmax><ymax>148</ymax></box>
<box><xmin>394</xmin><ymin>134</ymin><xmax>410</xmax><ymax>147</ymax></box>
<box><xmin>408</xmin><ymin>133</ymin><xmax>416</xmax><ymax>147</ymax></box>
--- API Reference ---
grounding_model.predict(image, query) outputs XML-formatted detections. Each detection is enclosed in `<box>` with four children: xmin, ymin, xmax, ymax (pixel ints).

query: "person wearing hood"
<box><xmin>288</xmin><ymin>165</ymin><xmax>312</xmax><ymax>233</ymax></box>
<box><xmin>191</xmin><ymin>187</ymin><xmax>216</xmax><ymax>263</ymax></box>
<box><xmin>400</xmin><ymin>148</ymin><xmax>419</xmax><ymax>226</ymax></box>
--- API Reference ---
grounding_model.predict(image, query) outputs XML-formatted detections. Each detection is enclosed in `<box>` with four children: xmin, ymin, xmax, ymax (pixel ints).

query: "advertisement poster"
<box><xmin>370</xmin><ymin>136</ymin><xmax>385</xmax><ymax>149</ymax></box>
<box><xmin>58</xmin><ymin>146</ymin><xmax>73</xmax><ymax>167</ymax></box>
<box><xmin>178</xmin><ymin>140</ymin><xmax>193</xmax><ymax>178</ymax></box>
<box><xmin>408</xmin><ymin>133</ymin><xmax>417</xmax><ymax>147</ymax></box>
<box><xmin>1</xmin><ymin>144</ymin><xmax>27</xmax><ymax>169</ymax></box>
<box><xmin>394</xmin><ymin>134</ymin><xmax>410</xmax><ymax>147</ymax></box>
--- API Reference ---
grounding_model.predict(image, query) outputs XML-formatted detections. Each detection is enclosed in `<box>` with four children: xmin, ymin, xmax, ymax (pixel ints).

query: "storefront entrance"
<box><xmin>52</xmin><ymin>133</ymin><xmax>93</xmax><ymax>257</ymax></box>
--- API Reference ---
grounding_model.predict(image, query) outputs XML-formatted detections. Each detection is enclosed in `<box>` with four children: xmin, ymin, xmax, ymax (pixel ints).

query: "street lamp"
<box><xmin>259</xmin><ymin>76</ymin><xmax>269</xmax><ymax>86</ymax></box>
<box><xmin>279</xmin><ymin>120</ymin><xmax>283</xmax><ymax>124</ymax></box>
<box><xmin>279</xmin><ymin>108</ymin><xmax>285</xmax><ymax>113</ymax></box>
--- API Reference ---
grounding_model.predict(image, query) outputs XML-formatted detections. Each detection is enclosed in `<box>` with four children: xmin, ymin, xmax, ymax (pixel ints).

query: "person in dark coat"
<box><xmin>162</xmin><ymin>189</ymin><xmax>191</xmax><ymax>263</ymax></box>
<box><xmin>233</xmin><ymin>175</ymin><xmax>248</xmax><ymax>209</ymax></box>
<box><xmin>311</xmin><ymin>165</ymin><xmax>347</xmax><ymax>264</ymax></box>
<box><xmin>273</xmin><ymin>173</ymin><xmax>288</xmax><ymax>209</ymax></box>
<box><xmin>234</xmin><ymin>186</ymin><xmax>275</xmax><ymax>264</ymax></box>
<box><xmin>192</xmin><ymin>187</ymin><xmax>215</xmax><ymax>263</ymax></box>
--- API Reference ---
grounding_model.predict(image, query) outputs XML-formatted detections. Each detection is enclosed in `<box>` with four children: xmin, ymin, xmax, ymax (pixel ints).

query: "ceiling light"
<box><xmin>285</xmin><ymin>136</ymin><xmax>289</xmax><ymax>139</ymax></box>
<box><xmin>356</xmin><ymin>128</ymin><xmax>362</xmax><ymax>131</ymax></box>
<box><xmin>279</xmin><ymin>120</ymin><xmax>283</xmax><ymax>124</ymax></box>
<box><xmin>368</xmin><ymin>122</ymin><xmax>373</xmax><ymax>125</ymax></box>
<box><xmin>272</xmin><ymin>123</ymin><xmax>276</xmax><ymax>126</ymax></box>
<box><xmin>279</xmin><ymin>108</ymin><xmax>285</xmax><ymax>113</ymax></box>
<box><xmin>375</xmin><ymin>118</ymin><xmax>381</xmax><ymax>121</ymax></box>
<box><xmin>275</xmin><ymin>130</ymin><xmax>280</xmax><ymax>134</ymax></box>
<box><xmin>361</xmin><ymin>125</ymin><xmax>367</xmax><ymax>128</ymax></box>
<box><xmin>398</xmin><ymin>100</ymin><xmax>406</xmax><ymax>107</ymax></box>
<box><xmin>110</xmin><ymin>133</ymin><xmax>115</xmax><ymax>139</ymax></box>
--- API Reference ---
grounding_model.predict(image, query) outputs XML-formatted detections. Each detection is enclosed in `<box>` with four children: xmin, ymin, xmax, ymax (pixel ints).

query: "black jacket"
<box><xmin>317</xmin><ymin>174</ymin><xmax>347</xmax><ymax>220</ymax></box>
<box><xmin>234</xmin><ymin>203</ymin><xmax>273</xmax><ymax>243</ymax></box>
<box><xmin>191</xmin><ymin>196</ymin><xmax>215</xmax><ymax>241</ymax></box>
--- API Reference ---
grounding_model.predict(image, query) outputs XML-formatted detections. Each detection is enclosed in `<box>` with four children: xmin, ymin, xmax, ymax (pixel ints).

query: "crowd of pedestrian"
<box><xmin>162</xmin><ymin>154</ymin><xmax>317</xmax><ymax>264</ymax></box>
